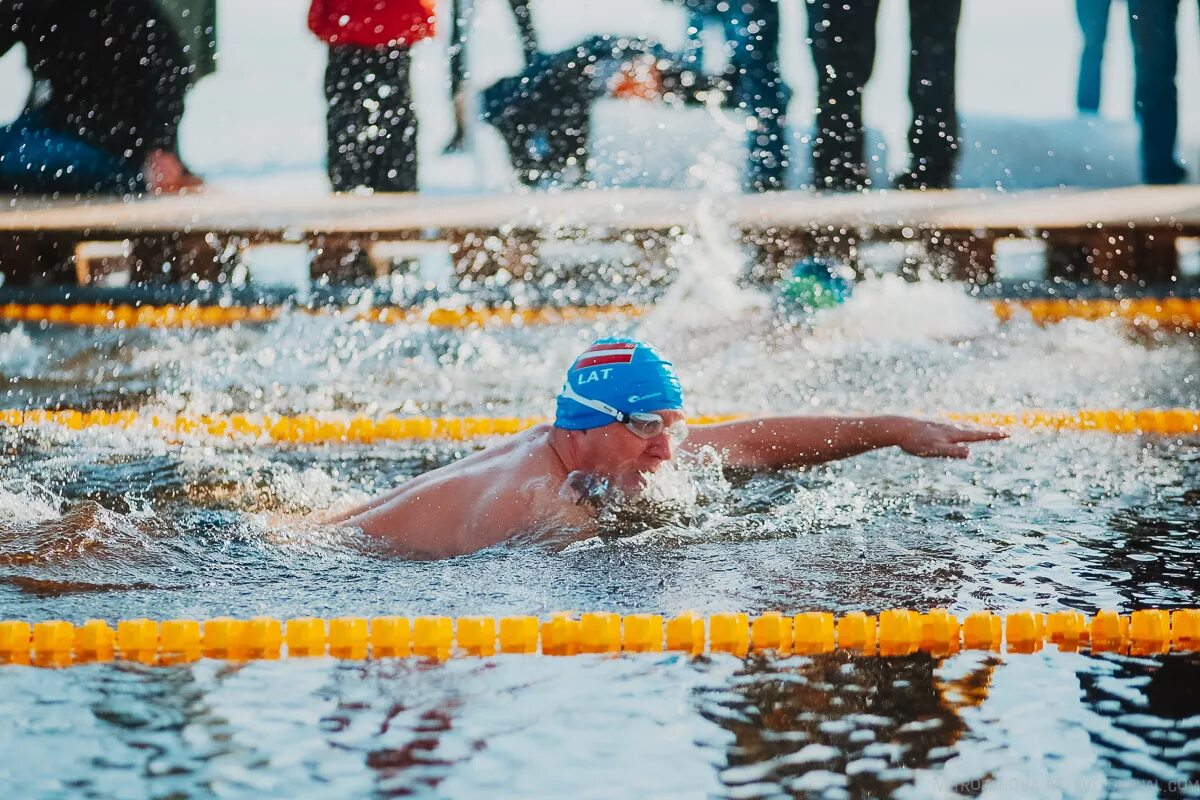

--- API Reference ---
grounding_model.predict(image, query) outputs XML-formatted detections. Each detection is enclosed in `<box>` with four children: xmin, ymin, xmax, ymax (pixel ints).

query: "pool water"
<box><xmin>1</xmin><ymin>277</ymin><xmax>1198</xmax><ymax>798</ymax></box>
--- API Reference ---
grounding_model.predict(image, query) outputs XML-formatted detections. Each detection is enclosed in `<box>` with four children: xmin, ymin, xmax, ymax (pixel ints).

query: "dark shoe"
<box><xmin>811</xmin><ymin>166</ymin><xmax>871</xmax><ymax>193</ymax></box>
<box><xmin>894</xmin><ymin>167</ymin><xmax>955</xmax><ymax>191</ymax></box>
<box><xmin>1144</xmin><ymin>162</ymin><xmax>1188</xmax><ymax>185</ymax></box>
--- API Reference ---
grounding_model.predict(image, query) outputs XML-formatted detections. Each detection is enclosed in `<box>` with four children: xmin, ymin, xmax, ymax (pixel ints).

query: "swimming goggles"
<box><xmin>561</xmin><ymin>382</ymin><xmax>688</xmax><ymax>443</ymax></box>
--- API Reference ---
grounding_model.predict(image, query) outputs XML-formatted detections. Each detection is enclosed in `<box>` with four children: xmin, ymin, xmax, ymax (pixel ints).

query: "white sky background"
<box><xmin>1</xmin><ymin>0</ymin><xmax>1198</xmax><ymax>189</ymax></box>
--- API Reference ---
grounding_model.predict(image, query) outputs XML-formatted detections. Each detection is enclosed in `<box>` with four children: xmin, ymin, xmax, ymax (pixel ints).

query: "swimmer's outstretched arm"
<box><xmin>683</xmin><ymin>415</ymin><xmax>1007</xmax><ymax>469</ymax></box>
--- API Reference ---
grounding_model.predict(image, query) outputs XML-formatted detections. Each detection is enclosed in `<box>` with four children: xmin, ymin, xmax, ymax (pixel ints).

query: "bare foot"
<box><xmin>144</xmin><ymin>149</ymin><xmax>205</xmax><ymax>195</ymax></box>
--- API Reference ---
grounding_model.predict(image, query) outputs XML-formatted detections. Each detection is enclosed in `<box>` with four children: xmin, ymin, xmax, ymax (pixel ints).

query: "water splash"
<box><xmin>811</xmin><ymin>274</ymin><xmax>1000</xmax><ymax>342</ymax></box>
<box><xmin>643</xmin><ymin>112</ymin><xmax>767</xmax><ymax>336</ymax></box>
<box><xmin>0</xmin><ymin>324</ymin><xmax>49</xmax><ymax>378</ymax></box>
<box><xmin>0</xmin><ymin>479</ymin><xmax>60</xmax><ymax>526</ymax></box>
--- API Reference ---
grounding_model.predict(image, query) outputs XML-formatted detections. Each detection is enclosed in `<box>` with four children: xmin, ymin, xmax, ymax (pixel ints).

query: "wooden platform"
<box><xmin>2</xmin><ymin>186</ymin><xmax>1198</xmax><ymax>286</ymax></box>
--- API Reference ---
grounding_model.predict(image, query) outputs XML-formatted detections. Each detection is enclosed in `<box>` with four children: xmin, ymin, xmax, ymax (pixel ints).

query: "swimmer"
<box><xmin>325</xmin><ymin>338</ymin><xmax>1008</xmax><ymax>558</ymax></box>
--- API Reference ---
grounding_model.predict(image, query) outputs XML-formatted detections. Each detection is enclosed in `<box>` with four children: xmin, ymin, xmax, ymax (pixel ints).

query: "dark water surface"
<box><xmin>1</xmin><ymin>281</ymin><xmax>1198</xmax><ymax>798</ymax></box>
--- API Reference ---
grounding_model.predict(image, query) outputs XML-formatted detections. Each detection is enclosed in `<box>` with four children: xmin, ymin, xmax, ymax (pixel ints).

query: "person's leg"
<box><xmin>1127</xmin><ymin>0</ymin><xmax>1185</xmax><ymax>184</ymax></box>
<box><xmin>325</xmin><ymin>44</ymin><xmax>365</xmax><ymax>191</ymax></box>
<box><xmin>722</xmin><ymin>0</ymin><xmax>790</xmax><ymax>191</ymax></box>
<box><xmin>449</xmin><ymin>0</ymin><xmax>467</xmax><ymax>100</ymax></box>
<box><xmin>507</xmin><ymin>0</ymin><xmax>538</xmax><ymax>65</ymax></box>
<box><xmin>0</xmin><ymin>112</ymin><xmax>143</xmax><ymax>195</ymax></box>
<box><xmin>1075</xmin><ymin>0</ymin><xmax>1113</xmax><ymax>113</ymax></box>
<box><xmin>901</xmin><ymin>0</ymin><xmax>961</xmax><ymax>189</ymax></box>
<box><xmin>446</xmin><ymin>0</ymin><xmax>471</xmax><ymax>153</ymax></box>
<box><xmin>363</xmin><ymin>46</ymin><xmax>419</xmax><ymax>191</ymax></box>
<box><xmin>324</xmin><ymin>45</ymin><xmax>418</xmax><ymax>192</ymax></box>
<box><xmin>805</xmin><ymin>0</ymin><xmax>880</xmax><ymax>191</ymax></box>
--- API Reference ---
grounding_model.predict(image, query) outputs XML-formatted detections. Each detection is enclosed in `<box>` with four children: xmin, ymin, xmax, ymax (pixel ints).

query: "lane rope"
<box><xmin>0</xmin><ymin>302</ymin><xmax>641</xmax><ymax>329</ymax></box>
<box><xmin>991</xmin><ymin>297</ymin><xmax>1200</xmax><ymax>328</ymax></box>
<box><xmin>0</xmin><ymin>298</ymin><xmax>1196</xmax><ymax>329</ymax></box>
<box><xmin>1</xmin><ymin>409</ymin><xmax>1196</xmax><ymax>442</ymax></box>
<box><xmin>1</xmin><ymin>609</ymin><xmax>1195</xmax><ymax>667</ymax></box>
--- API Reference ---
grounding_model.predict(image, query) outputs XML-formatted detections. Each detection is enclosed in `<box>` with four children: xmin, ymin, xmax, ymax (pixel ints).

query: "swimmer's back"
<box><xmin>339</xmin><ymin>425</ymin><xmax>577</xmax><ymax>557</ymax></box>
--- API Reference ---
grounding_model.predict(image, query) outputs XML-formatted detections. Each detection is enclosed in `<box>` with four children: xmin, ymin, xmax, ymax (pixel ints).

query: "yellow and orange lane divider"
<box><xmin>0</xmin><ymin>298</ymin><xmax>1197</xmax><ymax>330</ymax></box>
<box><xmin>943</xmin><ymin>409</ymin><xmax>1199</xmax><ymax>434</ymax></box>
<box><xmin>0</xmin><ymin>408</ymin><xmax>1196</xmax><ymax>443</ymax></box>
<box><xmin>991</xmin><ymin>297</ymin><xmax>1200</xmax><ymax>329</ymax></box>
<box><xmin>1</xmin><ymin>608</ymin><xmax>1195</xmax><ymax>667</ymax></box>
<box><xmin>0</xmin><ymin>410</ymin><xmax>742</xmax><ymax>442</ymax></box>
<box><xmin>0</xmin><ymin>302</ymin><xmax>642</xmax><ymax>329</ymax></box>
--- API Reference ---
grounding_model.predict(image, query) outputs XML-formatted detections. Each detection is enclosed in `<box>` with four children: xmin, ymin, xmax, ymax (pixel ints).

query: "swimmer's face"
<box><xmin>586</xmin><ymin>408</ymin><xmax>686</xmax><ymax>491</ymax></box>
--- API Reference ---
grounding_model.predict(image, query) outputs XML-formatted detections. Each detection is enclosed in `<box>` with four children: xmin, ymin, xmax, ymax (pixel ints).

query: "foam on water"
<box><xmin>812</xmin><ymin>274</ymin><xmax>1001</xmax><ymax>343</ymax></box>
<box><xmin>0</xmin><ymin>325</ymin><xmax>49</xmax><ymax>378</ymax></box>
<box><xmin>0</xmin><ymin>480</ymin><xmax>59</xmax><ymax>526</ymax></box>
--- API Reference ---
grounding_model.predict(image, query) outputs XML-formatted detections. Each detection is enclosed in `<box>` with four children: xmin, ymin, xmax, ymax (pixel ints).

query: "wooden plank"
<box><xmin>5</xmin><ymin>187</ymin><xmax>1200</xmax><ymax>238</ymax></box>
<box><xmin>0</xmin><ymin>190</ymin><xmax>699</xmax><ymax>237</ymax></box>
<box><xmin>3</xmin><ymin>188</ymin><xmax>1199</xmax><ymax>289</ymax></box>
<box><xmin>733</xmin><ymin>187</ymin><xmax>1014</xmax><ymax>230</ymax></box>
<box><xmin>928</xmin><ymin>185</ymin><xmax>1200</xmax><ymax>231</ymax></box>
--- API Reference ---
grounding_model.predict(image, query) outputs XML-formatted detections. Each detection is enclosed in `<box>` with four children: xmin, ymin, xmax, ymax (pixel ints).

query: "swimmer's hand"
<box><xmin>894</xmin><ymin>419</ymin><xmax>1008</xmax><ymax>459</ymax></box>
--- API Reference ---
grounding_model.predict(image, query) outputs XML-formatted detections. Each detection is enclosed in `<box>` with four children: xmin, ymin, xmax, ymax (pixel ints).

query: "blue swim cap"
<box><xmin>554</xmin><ymin>338</ymin><xmax>684</xmax><ymax>430</ymax></box>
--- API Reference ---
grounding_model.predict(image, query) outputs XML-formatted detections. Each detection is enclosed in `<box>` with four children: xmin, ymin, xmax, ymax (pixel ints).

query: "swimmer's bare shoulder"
<box><xmin>333</xmin><ymin>425</ymin><xmax>591</xmax><ymax>557</ymax></box>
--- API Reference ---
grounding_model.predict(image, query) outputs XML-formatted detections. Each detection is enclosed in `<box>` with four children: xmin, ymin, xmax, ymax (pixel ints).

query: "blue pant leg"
<box><xmin>720</xmin><ymin>0</ymin><xmax>790</xmax><ymax>191</ymax></box>
<box><xmin>0</xmin><ymin>115</ymin><xmax>143</xmax><ymax>195</ymax></box>
<box><xmin>1127</xmin><ymin>0</ymin><xmax>1184</xmax><ymax>183</ymax></box>
<box><xmin>1075</xmin><ymin>0</ymin><xmax>1112</xmax><ymax>113</ymax></box>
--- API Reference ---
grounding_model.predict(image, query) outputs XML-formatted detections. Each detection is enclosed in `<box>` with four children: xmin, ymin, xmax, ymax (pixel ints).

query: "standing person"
<box><xmin>445</xmin><ymin>0</ymin><xmax>538</xmax><ymax>153</ymax></box>
<box><xmin>0</xmin><ymin>0</ymin><xmax>202</xmax><ymax>196</ymax></box>
<box><xmin>309</xmin><ymin>0</ymin><xmax>436</xmax><ymax>192</ymax></box>
<box><xmin>805</xmin><ymin>0</ymin><xmax>962</xmax><ymax>191</ymax></box>
<box><xmin>1127</xmin><ymin>0</ymin><xmax>1188</xmax><ymax>185</ymax></box>
<box><xmin>1076</xmin><ymin>0</ymin><xmax>1115</xmax><ymax>115</ymax></box>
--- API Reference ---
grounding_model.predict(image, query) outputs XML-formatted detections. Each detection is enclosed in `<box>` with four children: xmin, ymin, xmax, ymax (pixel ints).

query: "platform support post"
<box><xmin>0</xmin><ymin>233</ymin><xmax>77</xmax><ymax>286</ymax></box>
<box><xmin>1045</xmin><ymin>226</ymin><xmax>1178</xmax><ymax>284</ymax></box>
<box><xmin>309</xmin><ymin>236</ymin><xmax>375</xmax><ymax>285</ymax></box>
<box><xmin>937</xmin><ymin>231</ymin><xmax>996</xmax><ymax>285</ymax></box>
<box><xmin>449</xmin><ymin>229</ymin><xmax>539</xmax><ymax>284</ymax></box>
<box><xmin>127</xmin><ymin>233</ymin><xmax>229</xmax><ymax>285</ymax></box>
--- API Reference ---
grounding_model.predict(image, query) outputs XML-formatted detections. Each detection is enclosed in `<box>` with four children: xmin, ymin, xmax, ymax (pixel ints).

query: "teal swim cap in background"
<box><xmin>779</xmin><ymin>257</ymin><xmax>853</xmax><ymax>312</ymax></box>
<box><xmin>554</xmin><ymin>338</ymin><xmax>685</xmax><ymax>430</ymax></box>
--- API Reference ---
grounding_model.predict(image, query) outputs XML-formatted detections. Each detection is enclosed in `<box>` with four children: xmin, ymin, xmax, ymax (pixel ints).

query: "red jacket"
<box><xmin>308</xmin><ymin>0</ymin><xmax>435</xmax><ymax>48</ymax></box>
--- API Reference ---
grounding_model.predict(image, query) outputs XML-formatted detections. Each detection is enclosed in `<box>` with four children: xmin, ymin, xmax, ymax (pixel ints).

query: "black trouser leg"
<box><xmin>449</xmin><ymin>0</ymin><xmax>467</xmax><ymax>99</ymax></box>
<box><xmin>1128</xmin><ymin>0</ymin><xmax>1185</xmax><ymax>184</ymax></box>
<box><xmin>902</xmin><ymin>0</ymin><xmax>961</xmax><ymax>189</ymax></box>
<box><xmin>806</xmin><ymin>0</ymin><xmax>879</xmax><ymax>190</ymax></box>
<box><xmin>324</xmin><ymin>44</ymin><xmax>418</xmax><ymax>192</ymax></box>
